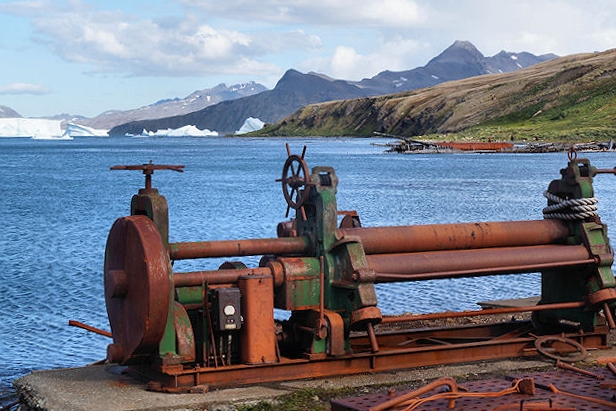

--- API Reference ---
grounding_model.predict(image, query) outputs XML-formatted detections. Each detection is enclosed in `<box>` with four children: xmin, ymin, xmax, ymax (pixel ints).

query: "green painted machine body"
<box><xmin>282</xmin><ymin>165</ymin><xmax>381</xmax><ymax>356</ymax></box>
<box><xmin>533</xmin><ymin>156</ymin><xmax>616</xmax><ymax>332</ymax></box>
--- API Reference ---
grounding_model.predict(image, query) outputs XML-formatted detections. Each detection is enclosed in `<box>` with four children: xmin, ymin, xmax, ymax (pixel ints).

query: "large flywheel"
<box><xmin>104</xmin><ymin>215</ymin><xmax>173</xmax><ymax>364</ymax></box>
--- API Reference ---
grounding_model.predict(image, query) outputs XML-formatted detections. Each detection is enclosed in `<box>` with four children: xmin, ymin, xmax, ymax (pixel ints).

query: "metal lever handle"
<box><xmin>111</xmin><ymin>160</ymin><xmax>184</xmax><ymax>190</ymax></box>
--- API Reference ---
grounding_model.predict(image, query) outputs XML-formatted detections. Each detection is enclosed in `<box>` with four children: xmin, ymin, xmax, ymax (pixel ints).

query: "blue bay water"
<box><xmin>3</xmin><ymin>136</ymin><xmax>616</xmax><ymax>405</ymax></box>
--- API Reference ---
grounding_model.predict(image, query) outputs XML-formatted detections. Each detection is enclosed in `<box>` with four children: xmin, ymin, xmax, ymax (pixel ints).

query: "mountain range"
<box><xmin>79</xmin><ymin>81</ymin><xmax>268</xmax><ymax>130</ymax></box>
<box><xmin>107</xmin><ymin>41</ymin><xmax>556</xmax><ymax>136</ymax></box>
<box><xmin>354</xmin><ymin>40</ymin><xmax>557</xmax><ymax>94</ymax></box>
<box><xmin>0</xmin><ymin>82</ymin><xmax>268</xmax><ymax>127</ymax></box>
<box><xmin>259</xmin><ymin>48</ymin><xmax>616</xmax><ymax>140</ymax></box>
<box><xmin>0</xmin><ymin>105</ymin><xmax>22</xmax><ymax>119</ymax></box>
<box><xmin>0</xmin><ymin>41</ymin><xmax>556</xmax><ymax>135</ymax></box>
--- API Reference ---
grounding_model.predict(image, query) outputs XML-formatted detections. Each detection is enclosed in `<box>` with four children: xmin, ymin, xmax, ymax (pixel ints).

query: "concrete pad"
<box><xmin>14</xmin><ymin>359</ymin><xmax>551</xmax><ymax>411</ymax></box>
<box><xmin>14</xmin><ymin>365</ymin><xmax>290</xmax><ymax>411</ymax></box>
<box><xmin>14</xmin><ymin>346</ymin><xmax>616</xmax><ymax>411</ymax></box>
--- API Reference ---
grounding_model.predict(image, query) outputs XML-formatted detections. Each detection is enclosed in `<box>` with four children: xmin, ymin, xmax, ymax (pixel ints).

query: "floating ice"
<box><xmin>235</xmin><ymin>117</ymin><xmax>265</xmax><ymax>134</ymax></box>
<box><xmin>140</xmin><ymin>125</ymin><xmax>218</xmax><ymax>137</ymax></box>
<box><xmin>0</xmin><ymin>118</ymin><xmax>67</xmax><ymax>139</ymax></box>
<box><xmin>63</xmin><ymin>123</ymin><xmax>108</xmax><ymax>137</ymax></box>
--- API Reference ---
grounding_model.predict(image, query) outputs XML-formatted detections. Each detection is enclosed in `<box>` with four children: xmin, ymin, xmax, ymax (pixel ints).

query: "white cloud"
<box><xmin>254</xmin><ymin>30</ymin><xmax>323</xmax><ymax>54</ymax></box>
<box><xmin>30</xmin><ymin>11</ymin><xmax>269</xmax><ymax>76</ymax></box>
<box><xmin>353</xmin><ymin>0</ymin><xmax>425</xmax><ymax>27</ymax></box>
<box><xmin>0</xmin><ymin>1</ymin><xmax>51</xmax><ymax>16</ymax></box>
<box><xmin>2</xmin><ymin>0</ymin><xmax>616</xmax><ymax>119</ymax></box>
<box><xmin>0</xmin><ymin>1</ymin><xmax>318</xmax><ymax>78</ymax></box>
<box><xmin>176</xmin><ymin>0</ymin><xmax>427</xmax><ymax>27</ymax></box>
<box><xmin>0</xmin><ymin>83</ymin><xmax>51</xmax><ymax>95</ymax></box>
<box><xmin>301</xmin><ymin>37</ymin><xmax>425</xmax><ymax>81</ymax></box>
<box><xmin>430</xmin><ymin>0</ymin><xmax>616</xmax><ymax>57</ymax></box>
<box><xmin>4</xmin><ymin>0</ymin><xmax>614</xmax><ymax>86</ymax></box>
<box><xmin>329</xmin><ymin>46</ymin><xmax>367</xmax><ymax>80</ymax></box>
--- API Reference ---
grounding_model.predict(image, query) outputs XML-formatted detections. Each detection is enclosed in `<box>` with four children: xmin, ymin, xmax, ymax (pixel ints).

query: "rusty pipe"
<box><xmin>604</xmin><ymin>302</ymin><xmax>616</xmax><ymax>329</ymax></box>
<box><xmin>548</xmin><ymin>383</ymin><xmax>616</xmax><ymax>408</ymax></box>
<box><xmin>169</xmin><ymin>220</ymin><xmax>566</xmax><ymax>260</ymax></box>
<box><xmin>369</xmin><ymin>377</ymin><xmax>459</xmax><ymax>411</ymax></box>
<box><xmin>381</xmin><ymin>301</ymin><xmax>587</xmax><ymax>323</ymax></box>
<box><xmin>340</xmin><ymin>219</ymin><xmax>570</xmax><ymax>255</ymax></box>
<box><xmin>556</xmin><ymin>360</ymin><xmax>604</xmax><ymax>379</ymax></box>
<box><xmin>68</xmin><ymin>320</ymin><xmax>113</xmax><ymax>338</ymax></box>
<box><xmin>174</xmin><ymin>266</ymin><xmax>274</xmax><ymax>287</ymax></box>
<box><xmin>607</xmin><ymin>362</ymin><xmax>616</xmax><ymax>377</ymax></box>
<box><xmin>367</xmin><ymin>244</ymin><xmax>593</xmax><ymax>282</ymax></box>
<box><xmin>367</xmin><ymin>323</ymin><xmax>379</xmax><ymax>353</ymax></box>
<box><xmin>169</xmin><ymin>236</ymin><xmax>311</xmax><ymax>260</ymax></box>
<box><xmin>595</xmin><ymin>168</ymin><xmax>616</xmax><ymax>175</ymax></box>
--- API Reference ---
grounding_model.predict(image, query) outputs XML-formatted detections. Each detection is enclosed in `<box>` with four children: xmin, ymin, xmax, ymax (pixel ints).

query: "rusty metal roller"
<box><xmin>340</xmin><ymin>219</ymin><xmax>570</xmax><ymax>255</ymax></box>
<box><xmin>368</xmin><ymin>244</ymin><xmax>593</xmax><ymax>282</ymax></box>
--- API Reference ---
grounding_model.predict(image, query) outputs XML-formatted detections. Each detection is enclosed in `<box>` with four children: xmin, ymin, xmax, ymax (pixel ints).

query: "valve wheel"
<box><xmin>281</xmin><ymin>154</ymin><xmax>311</xmax><ymax>210</ymax></box>
<box><xmin>104</xmin><ymin>215</ymin><xmax>173</xmax><ymax>364</ymax></box>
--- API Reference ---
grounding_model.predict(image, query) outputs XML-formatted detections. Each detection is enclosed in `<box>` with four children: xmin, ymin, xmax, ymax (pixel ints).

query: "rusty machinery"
<box><xmin>104</xmin><ymin>148</ymin><xmax>616</xmax><ymax>392</ymax></box>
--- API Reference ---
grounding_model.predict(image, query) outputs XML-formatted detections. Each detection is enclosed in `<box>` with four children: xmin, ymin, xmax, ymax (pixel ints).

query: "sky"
<box><xmin>0</xmin><ymin>0</ymin><xmax>615</xmax><ymax>119</ymax></box>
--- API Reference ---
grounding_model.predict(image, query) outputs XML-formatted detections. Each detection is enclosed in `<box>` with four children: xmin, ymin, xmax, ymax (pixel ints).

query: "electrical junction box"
<box><xmin>212</xmin><ymin>287</ymin><xmax>242</xmax><ymax>331</ymax></box>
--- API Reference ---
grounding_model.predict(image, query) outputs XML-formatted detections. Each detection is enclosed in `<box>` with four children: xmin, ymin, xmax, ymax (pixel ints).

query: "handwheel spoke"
<box><xmin>290</xmin><ymin>162</ymin><xmax>297</xmax><ymax>177</ymax></box>
<box><xmin>290</xmin><ymin>187</ymin><xmax>299</xmax><ymax>207</ymax></box>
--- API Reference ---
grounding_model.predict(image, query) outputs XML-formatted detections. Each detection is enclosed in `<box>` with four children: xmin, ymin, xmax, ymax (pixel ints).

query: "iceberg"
<box><xmin>0</xmin><ymin>118</ymin><xmax>67</xmax><ymax>139</ymax></box>
<box><xmin>140</xmin><ymin>125</ymin><xmax>218</xmax><ymax>137</ymax></box>
<box><xmin>235</xmin><ymin>117</ymin><xmax>265</xmax><ymax>134</ymax></box>
<box><xmin>63</xmin><ymin>122</ymin><xmax>108</xmax><ymax>137</ymax></box>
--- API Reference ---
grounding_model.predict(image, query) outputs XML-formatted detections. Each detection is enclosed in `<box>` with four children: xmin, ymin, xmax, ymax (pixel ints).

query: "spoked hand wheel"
<box><xmin>278</xmin><ymin>144</ymin><xmax>312</xmax><ymax>219</ymax></box>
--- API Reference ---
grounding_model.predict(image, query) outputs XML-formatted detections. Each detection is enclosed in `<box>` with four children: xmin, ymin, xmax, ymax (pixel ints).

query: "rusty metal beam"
<box><xmin>340</xmin><ymin>220</ymin><xmax>570</xmax><ymax>255</ymax></box>
<box><xmin>130</xmin><ymin>323</ymin><xmax>608</xmax><ymax>390</ymax></box>
<box><xmin>367</xmin><ymin>245</ymin><xmax>593</xmax><ymax>282</ymax></box>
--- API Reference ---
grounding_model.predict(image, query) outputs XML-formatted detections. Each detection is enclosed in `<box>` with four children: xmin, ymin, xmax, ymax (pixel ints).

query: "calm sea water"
<box><xmin>3</xmin><ymin>136</ymin><xmax>616</xmax><ymax>405</ymax></box>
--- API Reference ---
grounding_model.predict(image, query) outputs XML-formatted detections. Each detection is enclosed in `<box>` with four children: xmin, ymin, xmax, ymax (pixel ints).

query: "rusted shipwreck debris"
<box><xmin>387</xmin><ymin>139</ymin><xmax>515</xmax><ymax>153</ymax></box>
<box><xmin>384</xmin><ymin>137</ymin><xmax>616</xmax><ymax>154</ymax></box>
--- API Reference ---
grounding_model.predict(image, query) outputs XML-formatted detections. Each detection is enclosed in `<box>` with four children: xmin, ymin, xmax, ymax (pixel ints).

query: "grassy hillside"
<box><xmin>255</xmin><ymin>49</ymin><xmax>616</xmax><ymax>141</ymax></box>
